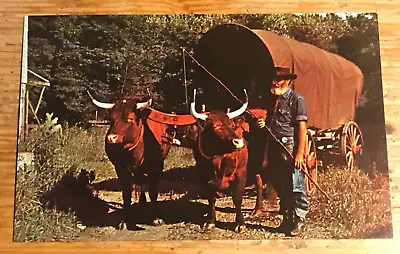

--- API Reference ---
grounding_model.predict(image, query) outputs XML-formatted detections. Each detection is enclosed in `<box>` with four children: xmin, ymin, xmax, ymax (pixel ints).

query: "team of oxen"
<box><xmin>88</xmin><ymin>89</ymin><xmax>271</xmax><ymax>232</ymax></box>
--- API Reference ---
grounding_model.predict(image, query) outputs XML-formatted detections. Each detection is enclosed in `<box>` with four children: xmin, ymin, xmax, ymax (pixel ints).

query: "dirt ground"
<box><xmin>73</xmin><ymin>175</ymin><xmax>295</xmax><ymax>242</ymax></box>
<box><xmin>66</xmin><ymin>162</ymin><xmax>392</xmax><ymax>241</ymax></box>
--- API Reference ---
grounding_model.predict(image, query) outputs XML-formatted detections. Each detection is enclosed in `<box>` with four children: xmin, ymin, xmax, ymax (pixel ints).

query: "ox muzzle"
<box><xmin>232</xmin><ymin>138</ymin><xmax>244</xmax><ymax>149</ymax></box>
<box><xmin>107</xmin><ymin>133</ymin><xmax>123</xmax><ymax>144</ymax></box>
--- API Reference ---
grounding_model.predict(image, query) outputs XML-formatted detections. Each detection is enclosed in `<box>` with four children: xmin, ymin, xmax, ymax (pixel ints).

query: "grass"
<box><xmin>305</xmin><ymin>165</ymin><xmax>392</xmax><ymax>239</ymax></box>
<box><xmin>164</xmin><ymin>146</ymin><xmax>196</xmax><ymax>171</ymax></box>
<box><xmin>14</xmin><ymin>125</ymin><xmax>393</xmax><ymax>241</ymax></box>
<box><xmin>14</xmin><ymin>125</ymin><xmax>111</xmax><ymax>242</ymax></box>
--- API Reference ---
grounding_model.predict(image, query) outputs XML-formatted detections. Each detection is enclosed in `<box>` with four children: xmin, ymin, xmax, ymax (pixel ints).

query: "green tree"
<box><xmin>28</xmin><ymin>13</ymin><xmax>382</xmax><ymax>124</ymax></box>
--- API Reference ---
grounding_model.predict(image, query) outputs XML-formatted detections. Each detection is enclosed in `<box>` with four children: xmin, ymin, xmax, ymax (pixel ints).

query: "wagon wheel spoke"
<box><xmin>346</xmin><ymin>141</ymin><xmax>354</xmax><ymax>169</ymax></box>
<box><xmin>305</xmin><ymin>130</ymin><xmax>318</xmax><ymax>196</ymax></box>
<box><xmin>351</xmin><ymin>125</ymin><xmax>356</xmax><ymax>142</ymax></box>
<box><xmin>347</xmin><ymin>154</ymin><xmax>354</xmax><ymax>170</ymax></box>
<box><xmin>307</xmin><ymin>140</ymin><xmax>312</xmax><ymax>154</ymax></box>
<box><xmin>355</xmin><ymin>134</ymin><xmax>360</xmax><ymax>145</ymax></box>
<box><xmin>341</xmin><ymin>121</ymin><xmax>363</xmax><ymax>170</ymax></box>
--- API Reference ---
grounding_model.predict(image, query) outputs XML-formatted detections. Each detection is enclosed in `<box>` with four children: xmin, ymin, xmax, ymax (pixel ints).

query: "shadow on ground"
<box><xmin>41</xmin><ymin>166</ymin><xmax>273</xmax><ymax>232</ymax></box>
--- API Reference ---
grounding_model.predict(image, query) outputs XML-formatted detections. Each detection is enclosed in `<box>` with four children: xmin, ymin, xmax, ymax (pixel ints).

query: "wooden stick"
<box><xmin>34</xmin><ymin>86</ymin><xmax>46</xmax><ymax>115</ymax></box>
<box><xmin>183</xmin><ymin>48</ymin><xmax>331</xmax><ymax>201</ymax></box>
<box><xmin>28</xmin><ymin>98</ymin><xmax>41</xmax><ymax>125</ymax></box>
<box><xmin>301</xmin><ymin>163</ymin><xmax>332</xmax><ymax>202</ymax></box>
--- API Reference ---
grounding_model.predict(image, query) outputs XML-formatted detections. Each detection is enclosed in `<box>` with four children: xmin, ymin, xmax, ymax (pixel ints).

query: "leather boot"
<box><xmin>290</xmin><ymin>216</ymin><xmax>305</xmax><ymax>236</ymax></box>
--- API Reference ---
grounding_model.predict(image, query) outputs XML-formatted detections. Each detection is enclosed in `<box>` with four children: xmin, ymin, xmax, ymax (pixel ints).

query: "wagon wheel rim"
<box><xmin>304</xmin><ymin>130</ymin><xmax>318</xmax><ymax>196</ymax></box>
<box><xmin>341</xmin><ymin>121</ymin><xmax>363</xmax><ymax>170</ymax></box>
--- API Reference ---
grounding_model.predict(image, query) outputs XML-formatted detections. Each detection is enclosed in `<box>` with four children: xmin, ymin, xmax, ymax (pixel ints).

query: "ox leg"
<box><xmin>251</xmin><ymin>173</ymin><xmax>263</xmax><ymax>217</ymax></box>
<box><xmin>115</xmin><ymin>167</ymin><xmax>136</xmax><ymax>230</ymax></box>
<box><xmin>233</xmin><ymin>174</ymin><xmax>247</xmax><ymax>232</ymax></box>
<box><xmin>139</xmin><ymin>191</ymin><xmax>147</xmax><ymax>205</ymax></box>
<box><xmin>148</xmin><ymin>170</ymin><xmax>164</xmax><ymax>226</ymax></box>
<box><xmin>204</xmin><ymin>193</ymin><xmax>217</xmax><ymax>230</ymax></box>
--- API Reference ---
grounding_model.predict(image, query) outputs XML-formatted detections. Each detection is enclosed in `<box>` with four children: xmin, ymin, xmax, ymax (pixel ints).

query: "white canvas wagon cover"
<box><xmin>193</xmin><ymin>23</ymin><xmax>363</xmax><ymax>130</ymax></box>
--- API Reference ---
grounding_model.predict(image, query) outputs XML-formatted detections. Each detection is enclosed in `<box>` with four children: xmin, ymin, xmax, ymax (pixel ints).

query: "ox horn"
<box><xmin>136</xmin><ymin>98</ymin><xmax>152</xmax><ymax>109</ymax></box>
<box><xmin>190</xmin><ymin>89</ymin><xmax>208</xmax><ymax>121</ymax></box>
<box><xmin>226</xmin><ymin>89</ymin><xmax>248</xmax><ymax>119</ymax></box>
<box><xmin>87</xmin><ymin>91</ymin><xmax>115</xmax><ymax>109</ymax></box>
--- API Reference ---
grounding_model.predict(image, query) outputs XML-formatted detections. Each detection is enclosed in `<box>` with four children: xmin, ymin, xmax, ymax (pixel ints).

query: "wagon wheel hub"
<box><xmin>352</xmin><ymin>144</ymin><xmax>363</xmax><ymax>155</ymax></box>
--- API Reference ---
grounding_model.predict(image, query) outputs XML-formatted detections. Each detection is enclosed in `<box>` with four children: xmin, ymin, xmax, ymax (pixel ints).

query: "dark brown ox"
<box><xmin>190</xmin><ymin>89</ymin><xmax>249</xmax><ymax>232</ymax></box>
<box><xmin>243</xmin><ymin>108</ymin><xmax>290</xmax><ymax>217</ymax></box>
<box><xmin>88</xmin><ymin>92</ymin><xmax>196</xmax><ymax>230</ymax></box>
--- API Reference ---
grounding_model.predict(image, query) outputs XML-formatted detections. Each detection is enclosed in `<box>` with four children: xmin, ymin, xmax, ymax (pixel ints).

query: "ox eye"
<box><xmin>213</xmin><ymin>124</ymin><xmax>222</xmax><ymax>130</ymax></box>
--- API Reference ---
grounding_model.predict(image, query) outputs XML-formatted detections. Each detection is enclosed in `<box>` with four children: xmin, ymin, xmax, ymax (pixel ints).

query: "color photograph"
<box><xmin>14</xmin><ymin>13</ymin><xmax>392</xmax><ymax>242</ymax></box>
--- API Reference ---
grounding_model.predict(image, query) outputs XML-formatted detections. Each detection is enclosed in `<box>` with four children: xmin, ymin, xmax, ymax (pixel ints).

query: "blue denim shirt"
<box><xmin>267</xmin><ymin>88</ymin><xmax>307</xmax><ymax>138</ymax></box>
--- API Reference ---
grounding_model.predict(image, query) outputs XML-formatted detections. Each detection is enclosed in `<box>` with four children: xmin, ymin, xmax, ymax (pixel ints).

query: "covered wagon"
<box><xmin>191</xmin><ymin>23</ymin><xmax>364</xmax><ymax>195</ymax></box>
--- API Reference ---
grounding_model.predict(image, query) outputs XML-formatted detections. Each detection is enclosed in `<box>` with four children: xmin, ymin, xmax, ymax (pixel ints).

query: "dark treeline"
<box><xmin>27</xmin><ymin>13</ymin><xmax>387</xmax><ymax>170</ymax></box>
<box><xmin>28</xmin><ymin>13</ymin><xmax>380</xmax><ymax>122</ymax></box>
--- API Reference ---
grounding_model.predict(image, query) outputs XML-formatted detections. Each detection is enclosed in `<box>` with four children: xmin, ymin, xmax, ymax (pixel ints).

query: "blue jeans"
<box><xmin>265</xmin><ymin>136</ymin><xmax>308</xmax><ymax>221</ymax></box>
<box><xmin>282</xmin><ymin>137</ymin><xmax>308</xmax><ymax>220</ymax></box>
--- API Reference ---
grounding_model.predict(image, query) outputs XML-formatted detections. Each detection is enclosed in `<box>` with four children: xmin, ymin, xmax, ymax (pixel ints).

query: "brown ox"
<box><xmin>88</xmin><ymin>92</ymin><xmax>196</xmax><ymax>230</ymax></box>
<box><xmin>190</xmin><ymin>89</ymin><xmax>249</xmax><ymax>232</ymax></box>
<box><xmin>242</xmin><ymin>109</ymin><xmax>269</xmax><ymax>216</ymax></box>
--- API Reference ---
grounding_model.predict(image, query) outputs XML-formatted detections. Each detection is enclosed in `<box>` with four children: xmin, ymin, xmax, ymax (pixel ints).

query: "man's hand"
<box><xmin>257</xmin><ymin>118</ymin><xmax>265</xmax><ymax>128</ymax></box>
<box><xmin>294</xmin><ymin>152</ymin><xmax>304</xmax><ymax>169</ymax></box>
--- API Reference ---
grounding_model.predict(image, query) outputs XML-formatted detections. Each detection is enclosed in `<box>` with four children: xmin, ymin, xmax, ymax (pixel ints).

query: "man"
<box><xmin>257</xmin><ymin>67</ymin><xmax>308</xmax><ymax>236</ymax></box>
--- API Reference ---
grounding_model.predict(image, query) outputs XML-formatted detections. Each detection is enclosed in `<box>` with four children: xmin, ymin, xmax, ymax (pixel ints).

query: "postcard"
<box><xmin>14</xmin><ymin>13</ymin><xmax>392</xmax><ymax>242</ymax></box>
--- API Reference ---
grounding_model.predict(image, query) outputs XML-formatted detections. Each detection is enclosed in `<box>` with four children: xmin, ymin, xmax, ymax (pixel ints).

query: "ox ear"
<box><xmin>233</xmin><ymin>117</ymin><xmax>250</xmax><ymax>132</ymax></box>
<box><xmin>233</xmin><ymin>116</ymin><xmax>249</xmax><ymax>131</ymax></box>
<box><xmin>232</xmin><ymin>116</ymin><xmax>246</xmax><ymax>124</ymax></box>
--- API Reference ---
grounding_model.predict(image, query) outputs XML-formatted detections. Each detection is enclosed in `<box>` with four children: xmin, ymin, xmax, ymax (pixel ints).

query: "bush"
<box><xmin>14</xmin><ymin>123</ymin><xmax>112</xmax><ymax>242</ymax></box>
<box><xmin>305</xmin><ymin>166</ymin><xmax>392</xmax><ymax>239</ymax></box>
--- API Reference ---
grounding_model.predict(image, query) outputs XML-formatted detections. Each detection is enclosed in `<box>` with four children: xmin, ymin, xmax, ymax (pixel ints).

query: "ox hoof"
<box><xmin>117</xmin><ymin>222</ymin><xmax>144</xmax><ymax>231</ymax></box>
<box><xmin>234</xmin><ymin>224</ymin><xmax>246</xmax><ymax>233</ymax></box>
<box><xmin>152</xmin><ymin>218</ymin><xmax>164</xmax><ymax>226</ymax></box>
<box><xmin>117</xmin><ymin>221</ymin><xmax>128</xmax><ymax>230</ymax></box>
<box><xmin>250</xmin><ymin>209</ymin><xmax>263</xmax><ymax>217</ymax></box>
<box><xmin>203</xmin><ymin>223</ymin><xmax>215</xmax><ymax>230</ymax></box>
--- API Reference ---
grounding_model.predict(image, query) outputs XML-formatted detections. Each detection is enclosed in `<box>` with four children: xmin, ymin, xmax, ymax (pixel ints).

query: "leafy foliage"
<box><xmin>27</xmin><ymin>13</ymin><xmax>387</xmax><ymax>171</ymax></box>
<box><xmin>14</xmin><ymin>122</ymin><xmax>112</xmax><ymax>242</ymax></box>
<box><xmin>28</xmin><ymin>13</ymin><xmax>381</xmax><ymax>121</ymax></box>
<box><xmin>42</xmin><ymin>112</ymin><xmax>62</xmax><ymax>136</ymax></box>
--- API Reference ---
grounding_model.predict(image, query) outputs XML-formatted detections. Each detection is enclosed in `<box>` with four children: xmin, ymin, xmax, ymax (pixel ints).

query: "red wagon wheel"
<box><xmin>304</xmin><ymin>130</ymin><xmax>318</xmax><ymax>196</ymax></box>
<box><xmin>341</xmin><ymin>121</ymin><xmax>363</xmax><ymax>170</ymax></box>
